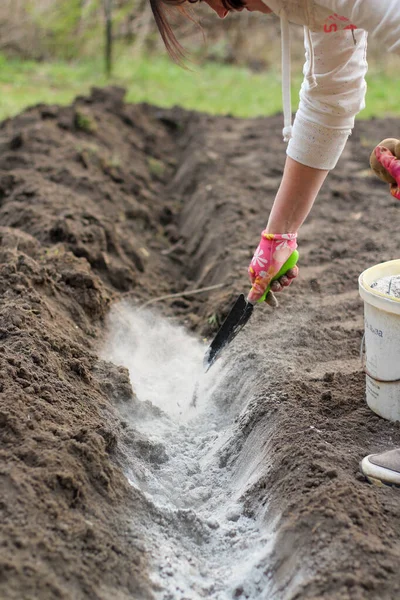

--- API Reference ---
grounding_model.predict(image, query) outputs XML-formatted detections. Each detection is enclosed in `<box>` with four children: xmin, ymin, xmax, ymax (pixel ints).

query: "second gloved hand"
<box><xmin>248</xmin><ymin>231</ymin><xmax>298</xmax><ymax>303</ymax></box>
<box><xmin>374</xmin><ymin>145</ymin><xmax>400</xmax><ymax>200</ymax></box>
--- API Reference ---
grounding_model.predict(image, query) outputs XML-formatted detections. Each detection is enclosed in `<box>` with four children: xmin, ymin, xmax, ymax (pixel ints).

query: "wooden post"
<box><xmin>103</xmin><ymin>0</ymin><xmax>113</xmax><ymax>77</ymax></box>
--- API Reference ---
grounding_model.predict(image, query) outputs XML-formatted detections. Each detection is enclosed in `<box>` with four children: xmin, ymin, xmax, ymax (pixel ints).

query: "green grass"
<box><xmin>0</xmin><ymin>51</ymin><xmax>399</xmax><ymax>122</ymax></box>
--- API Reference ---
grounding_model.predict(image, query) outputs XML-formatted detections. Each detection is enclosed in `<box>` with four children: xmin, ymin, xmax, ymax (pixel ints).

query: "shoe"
<box><xmin>360</xmin><ymin>448</ymin><xmax>400</xmax><ymax>487</ymax></box>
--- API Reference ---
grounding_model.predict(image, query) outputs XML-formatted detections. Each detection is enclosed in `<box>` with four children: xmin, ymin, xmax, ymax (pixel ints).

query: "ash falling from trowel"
<box><xmin>101</xmin><ymin>304</ymin><xmax>281</xmax><ymax>600</ymax></box>
<box><xmin>102</xmin><ymin>303</ymin><xmax>205</xmax><ymax>421</ymax></box>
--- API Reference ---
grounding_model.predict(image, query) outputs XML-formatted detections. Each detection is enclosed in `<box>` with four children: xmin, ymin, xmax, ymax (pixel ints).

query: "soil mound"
<box><xmin>1</xmin><ymin>87</ymin><xmax>400</xmax><ymax>599</ymax></box>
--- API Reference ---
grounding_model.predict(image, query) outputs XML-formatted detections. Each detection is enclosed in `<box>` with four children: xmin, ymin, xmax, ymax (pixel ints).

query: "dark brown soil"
<box><xmin>1</xmin><ymin>87</ymin><xmax>400</xmax><ymax>599</ymax></box>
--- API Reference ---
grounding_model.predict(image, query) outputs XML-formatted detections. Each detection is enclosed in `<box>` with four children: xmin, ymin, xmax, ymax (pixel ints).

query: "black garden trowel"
<box><xmin>203</xmin><ymin>250</ymin><xmax>299</xmax><ymax>371</ymax></box>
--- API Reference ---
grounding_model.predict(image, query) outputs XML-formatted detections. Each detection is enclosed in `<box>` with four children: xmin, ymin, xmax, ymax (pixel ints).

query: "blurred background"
<box><xmin>1</xmin><ymin>0</ymin><xmax>400</xmax><ymax>121</ymax></box>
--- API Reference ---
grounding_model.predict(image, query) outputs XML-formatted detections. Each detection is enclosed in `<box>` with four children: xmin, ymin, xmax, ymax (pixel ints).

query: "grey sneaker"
<box><xmin>360</xmin><ymin>448</ymin><xmax>400</xmax><ymax>487</ymax></box>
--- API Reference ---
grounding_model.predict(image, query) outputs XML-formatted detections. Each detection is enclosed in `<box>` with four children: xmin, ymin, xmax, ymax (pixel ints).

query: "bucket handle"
<box><xmin>360</xmin><ymin>333</ymin><xmax>400</xmax><ymax>384</ymax></box>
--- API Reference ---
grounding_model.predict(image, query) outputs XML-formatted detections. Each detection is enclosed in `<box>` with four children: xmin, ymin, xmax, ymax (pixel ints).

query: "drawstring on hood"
<box><xmin>280</xmin><ymin>12</ymin><xmax>317</xmax><ymax>143</ymax></box>
<box><xmin>280</xmin><ymin>12</ymin><xmax>292</xmax><ymax>142</ymax></box>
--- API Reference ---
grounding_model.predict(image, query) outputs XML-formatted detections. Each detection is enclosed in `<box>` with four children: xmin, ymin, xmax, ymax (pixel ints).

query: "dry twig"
<box><xmin>138</xmin><ymin>283</ymin><xmax>224</xmax><ymax>311</ymax></box>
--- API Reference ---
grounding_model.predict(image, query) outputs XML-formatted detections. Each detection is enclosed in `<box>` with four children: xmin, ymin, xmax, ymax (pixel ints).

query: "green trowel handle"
<box><xmin>256</xmin><ymin>250</ymin><xmax>299</xmax><ymax>304</ymax></box>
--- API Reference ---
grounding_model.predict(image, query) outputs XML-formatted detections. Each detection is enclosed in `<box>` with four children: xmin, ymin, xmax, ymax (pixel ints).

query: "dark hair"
<box><xmin>149</xmin><ymin>0</ymin><xmax>246</xmax><ymax>64</ymax></box>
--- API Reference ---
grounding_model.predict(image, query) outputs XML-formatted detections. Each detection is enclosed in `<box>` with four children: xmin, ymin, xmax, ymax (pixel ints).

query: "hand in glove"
<box><xmin>374</xmin><ymin>146</ymin><xmax>400</xmax><ymax>200</ymax></box>
<box><xmin>370</xmin><ymin>138</ymin><xmax>400</xmax><ymax>200</ymax></box>
<box><xmin>248</xmin><ymin>232</ymin><xmax>298</xmax><ymax>303</ymax></box>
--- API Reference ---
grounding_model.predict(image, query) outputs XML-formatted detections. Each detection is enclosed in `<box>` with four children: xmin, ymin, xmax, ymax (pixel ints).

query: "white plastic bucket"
<box><xmin>359</xmin><ymin>259</ymin><xmax>400</xmax><ymax>421</ymax></box>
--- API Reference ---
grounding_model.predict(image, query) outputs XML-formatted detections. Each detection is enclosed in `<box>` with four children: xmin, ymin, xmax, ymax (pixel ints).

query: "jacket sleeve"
<box><xmin>317</xmin><ymin>0</ymin><xmax>400</xmax><ymax>54</ymax></box>
<box><xmin>287</xmin><ymin>27</ymin><xmax>368</xmax><ymax>170</ymax></box>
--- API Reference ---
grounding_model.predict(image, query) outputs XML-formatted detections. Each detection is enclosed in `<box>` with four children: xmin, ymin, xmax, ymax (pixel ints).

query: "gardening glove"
<box><xmin>248</xmin><ymin>232</ymin><xmax>298</xmax><ymax>303</ymax></box>
<box><xmin>374</xmin><ymin>145</ymin><xmax>400</xmax><ymax>200</ymax></box>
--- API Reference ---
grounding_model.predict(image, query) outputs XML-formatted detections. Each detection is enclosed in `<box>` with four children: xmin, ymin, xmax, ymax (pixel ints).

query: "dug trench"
<box><xmin>1</xmin><ymin>87</ymin><xmax>400</xmax><ymax>600</ymax></box>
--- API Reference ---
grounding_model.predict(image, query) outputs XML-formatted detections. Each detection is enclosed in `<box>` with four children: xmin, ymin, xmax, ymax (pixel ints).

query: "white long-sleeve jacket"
<box><xmin>263</xmin><ymin>0</ymin><xmax>400</xmax><ymax>170</ymax></box>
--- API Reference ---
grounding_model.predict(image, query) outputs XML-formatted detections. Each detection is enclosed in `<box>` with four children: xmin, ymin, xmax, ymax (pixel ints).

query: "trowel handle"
<box><xmin>256</xmin><ymin>250</ymin><xmax>300</xmax><ymax>304</ymax></box>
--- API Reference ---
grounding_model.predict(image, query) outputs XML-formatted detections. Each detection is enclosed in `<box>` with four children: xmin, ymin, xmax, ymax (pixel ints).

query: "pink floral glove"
<box><xmin>248</xmin><ymin>232</ymin><xmax>298</xmax><ymax>303</ymax></box>
<box><xmin>375</xmin><ymin>146</ymin><xmax>400</xmax><ymax>200</ymax></box>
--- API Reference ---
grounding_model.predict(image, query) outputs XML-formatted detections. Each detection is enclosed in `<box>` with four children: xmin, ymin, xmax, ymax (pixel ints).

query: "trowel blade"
<box><xmin>203</xmin><ymin>294</ymin><xmax>253</xmax><ymax>371</ymax></box>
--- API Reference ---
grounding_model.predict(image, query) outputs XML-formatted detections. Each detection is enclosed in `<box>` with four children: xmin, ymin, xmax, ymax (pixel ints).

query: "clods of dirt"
<box><xmin>1</xmin><ymin>86</ymin><xmax>400</xmax><ymax>599</ymax></box>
